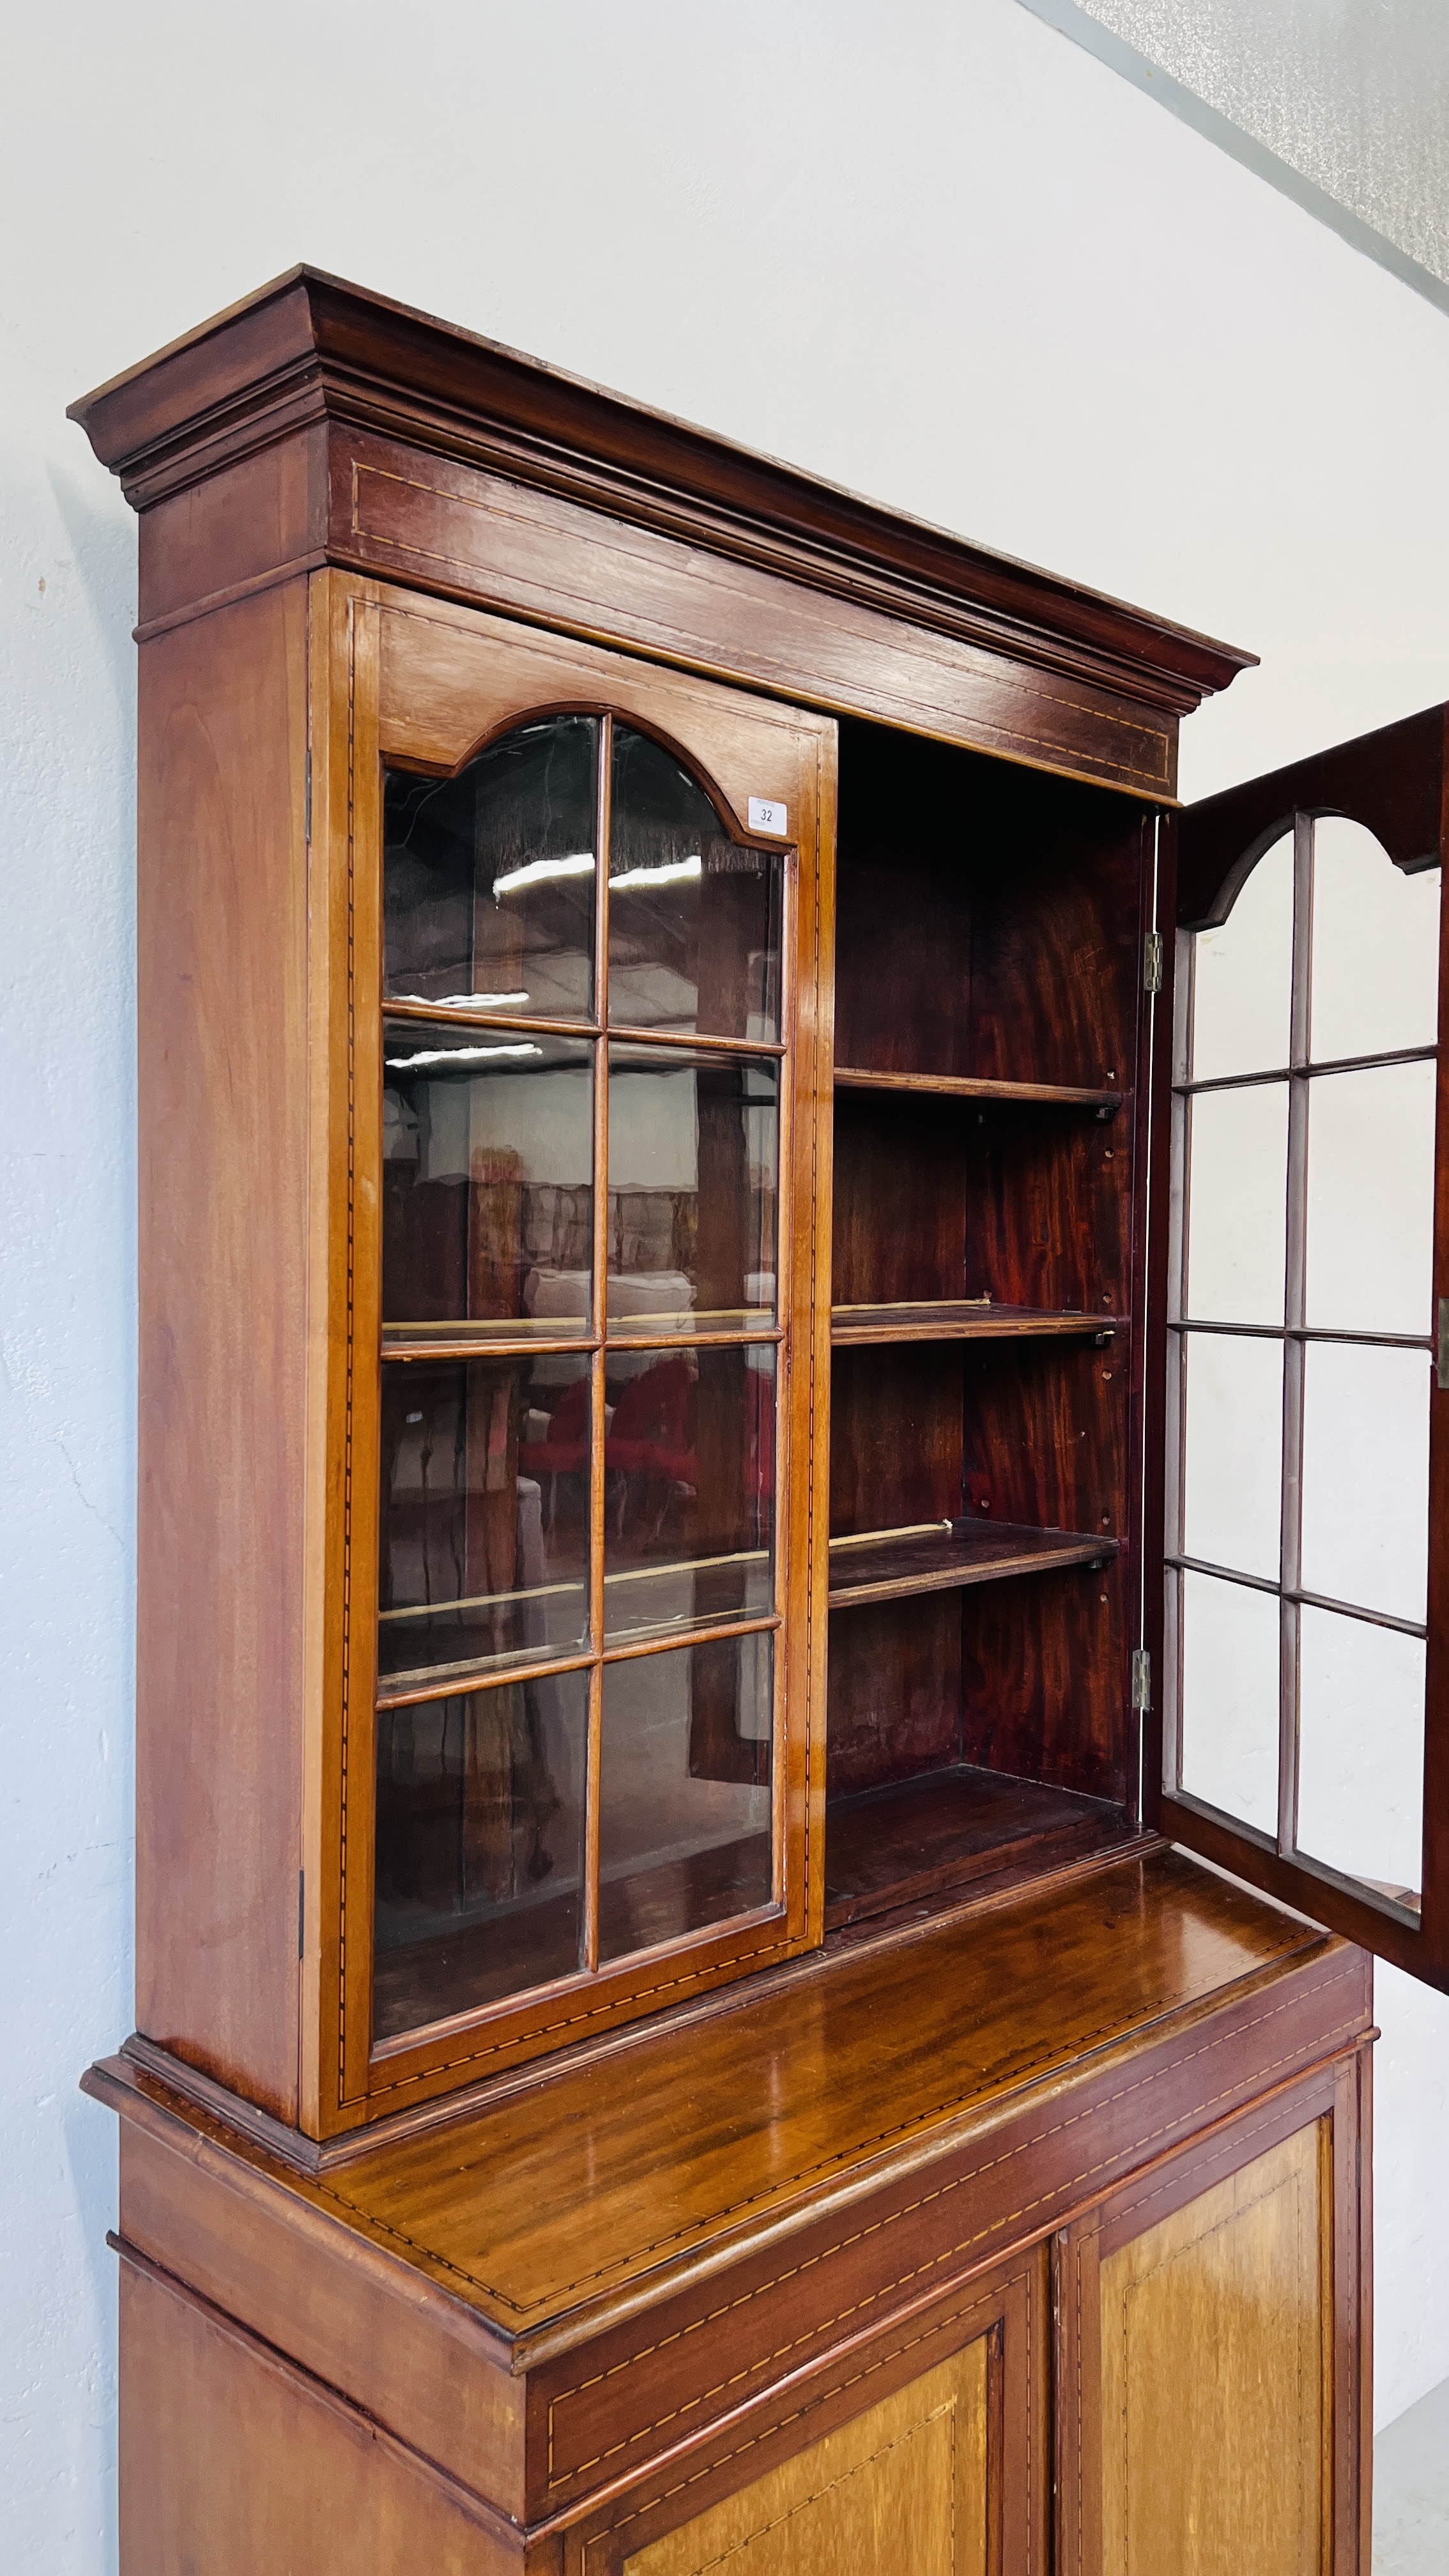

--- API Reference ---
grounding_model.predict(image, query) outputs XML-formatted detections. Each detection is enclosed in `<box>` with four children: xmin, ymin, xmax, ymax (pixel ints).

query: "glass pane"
<box><xmin>1181</xmin><ymin>1332</ymin><xmax>1282</xmax><ymax>1581</ymax></box>
<box><xmin>603</xmin><ymin>1345</ymin><xmax>775</xmax><ymax>1642</ymax></box>
<box><xmin>1304</xmin><ymin>1059</ymin><xmax>1436</xmax><ymax>1335</ymax></box>
<box><xmin>378</xmin><ymin>1356</ymin><xmax>590</xmax><ymax>1687</ymax></box>
<box><xmin>1182</xmin><ymin>1084</ymin><xmax>1289</xmax><ymax>1324</ymax></box>
<box><xmin>598</xmin><ymin>1634</ymin><xmax>774</xmax><ymax>1963</ymax></box>
<box><xmin>607</xmin><ymin>1046</ymin><xmax>778</xmax><ymax>1333</ymax></box>
<box><xmin>1300</xmin><ymin>1342</ymin><xmax>1430</xmax><ymax>1625</ymax></box>
<box><xmin>373</xmin><ymin>1666</ymin><xmax>589</xmax><ymax>2039</ymax></box>
<box><xmin>1296</xmin><ymin>1607</ymin><xmax>1424</xmax><ymax>1909</ymax></box>
<box><xmin>383</xmin><ymin>715</ymin><xmax>597</xmax><ymax>1021</ymax></box>
<box><xmin>608</xmin><ymin>726</ymin><xmax>781</xmax><ymax>1041</ymax></box>
<box><xmin>383</xmin><ymin>1025</ymin><xmax>594</xmax><ymax>1335</ymax></box>
<box><xmin>1190</xmin><ymin>831</ymin><xmax>1294</xmax><ymax>1082</ymax></box>
<box><xmin>1177</xmin><ymin>1569</ymin><xmax>1279</xmax><ymax>1837</ymax></box>
<box><xmin>1310</xmin><ymin>820</ymin><xmax>1439</xmax><ymax>1064</ymax></box>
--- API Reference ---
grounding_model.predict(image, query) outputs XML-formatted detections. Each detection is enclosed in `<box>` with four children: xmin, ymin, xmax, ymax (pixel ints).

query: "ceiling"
<box><xmin>1021</xmin><ymin>0</ymin><xmax>1449</xmax><ymax>312</ymax></box>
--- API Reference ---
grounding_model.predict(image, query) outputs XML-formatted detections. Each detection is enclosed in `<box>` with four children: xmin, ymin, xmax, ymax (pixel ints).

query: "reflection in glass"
<box><xmin>1296</xmin><ymin>1607</ymin><xmax>1423</xmax><ymax>1908</ymax></box>
<box><xmin>1183</xmin><ymin>1084</ymin><xmax>1289</xmax><ymax>1324</ymax></box>
<box><xmin>378</xmin><ymin>1357</ymin><xmax>590</xmax><ymax>1685</ymax></box>
<box><xmin>383</xmin><ymin>1025</ymin><xmax>594</xmax><ymax>1335</ymax></box>
<box><xmin>598</xmin><ymin>1634</ymin><xmax>773</xmax><ymax>1963</ymax></box>
<box><xmin>608</xmin><ymin>726</ymin><xmax>781</xmax><ymax>1040</ymax></box>
<box><xmin>603</xmin><ymin>1346</ymin><xmax>775</xmax><ymax>1642</ymax></box>
<box><xmin>1177</xmin><ymin>1570</ymin><xmax>1279</xmax><ymax>1837</ymax></box>
<box><xmin>1304</xmin><ymin>1059</ymin><xmax>1435</xmax><ymax>1335</ymax></box>
<box><xmin>1181</xmin><ymin>1333</ymin><xmax>1282</xmax><ymax>1582</ymax></box>
<box><xmin>1190</xmin><ymin>832</ymin><xmax>1294</xmax><ymax>1083</ymax></box>
<box><xmin>1300</xmin><ymin>1343</ymin><xmax>1429</xmax><ymax>1625</ymax></box>
<box><xmin>372</xmin><ymin>1666</ymin><xmax>588</xmax><ymax>2039</ymax></box>
<box><xmin>607</xmin><ymin>1047</ymin><xmax>778</xmax><ymax>1333</ymax></box>
<box><xmin>383</xmin><ymin>716</ymin><xmax>597</xmax><ymax>1022</ymax></box>
<box><xmin>1310</xmin><ymin>824</ymin><xmax>1439</xmax><ymax>1064</ymax></box>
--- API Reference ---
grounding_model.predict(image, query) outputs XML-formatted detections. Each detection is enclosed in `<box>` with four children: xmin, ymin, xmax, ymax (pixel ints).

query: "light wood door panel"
<box><xmin>1099</xmin><ymin>2121</ymin><xmax>1330</xmax><ymax>2575</ymax></box>
<box><xmin>622</xmin><ymin>2335</ymin><xmax>988</xmax><ymax>2576</ymax></box>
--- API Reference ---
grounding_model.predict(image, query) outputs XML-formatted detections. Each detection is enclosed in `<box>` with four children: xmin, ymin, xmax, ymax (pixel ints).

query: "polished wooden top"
<box><xmin>91</xmin><ymin>1848</ymin><xmax>1349</xmax><ymax>2359</ymax></box>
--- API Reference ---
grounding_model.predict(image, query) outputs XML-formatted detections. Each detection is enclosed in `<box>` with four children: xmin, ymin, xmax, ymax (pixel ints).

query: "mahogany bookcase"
<box><xmin>70</xmin><ymin>267</ymin><xmax>1449</xmax><ymax>2573</ymax></box>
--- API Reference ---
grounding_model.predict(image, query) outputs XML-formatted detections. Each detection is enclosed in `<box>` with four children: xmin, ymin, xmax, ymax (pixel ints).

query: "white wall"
<box><xmin>4</xmin><ymin>1</ymin><xmax>1448</xmax><ymax>2559</ymax></box>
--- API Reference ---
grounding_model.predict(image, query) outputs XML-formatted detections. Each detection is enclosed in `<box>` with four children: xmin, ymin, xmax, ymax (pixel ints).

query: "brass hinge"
<box><xmin>1143</xmin><ymin>930</ymin><xmax>1163</xmax><ymax>996</ymax></box>
<box><xmin>304</xmin><ymin>749</ymin><xmax>312</xmax><ymax>845</ymax></box>
<box><xmin>1130</xmin><ymin>1648</ymin><xmax>1152</xmax><ymax>1712</ymax></box>
<box><xmin>298</xmin><ymin>1869</ymin><xmax>305</xmax><ymax>1960</ymax></box>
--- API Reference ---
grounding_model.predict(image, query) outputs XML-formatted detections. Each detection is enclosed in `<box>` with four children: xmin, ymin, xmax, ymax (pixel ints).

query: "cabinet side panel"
<box><xmin>118</xmin><ymin>2255</ymin><xmax>519</xmax><ymax>2575</ymax></box>
<box><xmin>135</xmin><ymin>585</ymin><xmax>309</xmax><ymax>2117</ymax></box>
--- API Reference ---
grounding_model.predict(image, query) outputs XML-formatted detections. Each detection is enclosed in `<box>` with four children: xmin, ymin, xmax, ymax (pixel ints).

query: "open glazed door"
<box><xmin>1153</xmin><ymin>703</ymin><xmax>1449</xmax><ymax>1990</ymax></box>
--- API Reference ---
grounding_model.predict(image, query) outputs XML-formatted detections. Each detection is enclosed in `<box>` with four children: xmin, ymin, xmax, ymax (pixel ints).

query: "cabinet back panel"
<box><xmin>963</xmin><ymin>1106</ymin><xmax>1131</xmax><ymax>1315</ymax></box>
<box><xmin>836</xmin><ymin>719</ymin><xmax>1147</xmax><ymax>1092</ymax></box>
<box><xmin>831</xmin><ymin>1092</ymin><xmax>967</xmax><ymax>1306</ymax></box>
<box><xmin>825</xmin><ymin>1597</ymin><xmax>963</xmax><ymax>1796</ymax></box>
<box><xmin>831</xmin><ymin>1090</ymin><xmax>1130</xmax><ymax>1316</ymax></box>
<box><xmin>960</xmin><ymin>1558</ymin><xmax>1129</xmax><ymax>1805</ymax></box>
<box><xmin>961</xmin><ymin>1342</ymin><xmax>1126</xmax><ymax>1536</ymax></box>
<box><xmin>830</xmin><ymin>1346</ymin><xmax>963</xmax><ymax>1535</ymax></box>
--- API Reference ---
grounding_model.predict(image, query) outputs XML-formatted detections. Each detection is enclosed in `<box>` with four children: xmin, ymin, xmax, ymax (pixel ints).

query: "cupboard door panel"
<box><xmin>622</xmin><ymin>2338</ymin><xmax>988</xmax><ymax>2576</ymax></box>
<box><xmin>1098</xmin><ymin>2124</ymin><xmax>1328</xmax><ymax>2576</ymax></box>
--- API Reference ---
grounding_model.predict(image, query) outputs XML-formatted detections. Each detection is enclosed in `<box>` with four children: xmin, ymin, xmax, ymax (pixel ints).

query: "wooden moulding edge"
<box><xmin>68</xmin><ymin>267</ymin><xmax>1254</xmax><ymax>721</ymax></box>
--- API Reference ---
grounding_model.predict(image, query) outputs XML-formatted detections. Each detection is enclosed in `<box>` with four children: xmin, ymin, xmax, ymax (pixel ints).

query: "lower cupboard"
<box><xmin>93</xmin><ymin>1852</ymin><xmax>1373</xmax><ymax>2576</ymax></box>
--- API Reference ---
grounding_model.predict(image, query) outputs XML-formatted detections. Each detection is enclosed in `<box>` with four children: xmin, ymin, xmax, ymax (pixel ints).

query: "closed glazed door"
<box><xmin>622</xmin><ymin>2337</ymin><xmax>988</xmax><ymax>2576</ymax></box>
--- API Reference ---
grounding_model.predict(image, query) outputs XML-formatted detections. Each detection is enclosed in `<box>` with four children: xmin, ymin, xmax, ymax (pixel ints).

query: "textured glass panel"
<box><xmin>378</xmin><ymin>1355</ymin><xmax>590</xmax><ymax>1687</ymax></box>
<box><xmin>1183</xmin><ymin>1084</ymin><xmax>1289</xmax><ymax>1324</ymax></box>
<box><xmin>1177</xmin><ymin>1569</ymin><xmax>1279</xmax><ymax>1837</ymax></box>
<box><xmin>608</xmin><ymin>726</ymin><xmax>781</xmax><ymax>1041</ymax></box>
<box><xmin>603</xmin><ymin>1345</ymin><xmax>775</xmax><ymax>1643</ymax></box>
<box><xmin>607</xmin><ymin>1046</ymin><xmax>778</xmax><ymax>1333</ymax></box>
<box><xmin>1304</xmin><ymin>1059</ymin><xmax>1436</xmax><ymax>1335</ymax></box>
<box><xmin>598</xmin><ymin>1634</ymin><xmax>772</xmax><ymax>1963</ymax></box>
<box><xmin>1190</xmin><ymin>831</ymin><xmax>1294</xmax><ymax>1082</ymax></box>
<box><xmin>383</xmin><ymin>1025</ymin><xmax>594</xmax><ymax>1335</ymax></box>
<box><xmin>1296</xmin><ymin>1607</ymin><xmax>1423</xmax><ymax>1910</ymax></box>
<box><xmin>383</xmin><ymin>715</ymin><xmax>597</xmax><ymax>1021</ymax></box>
<box><xmin>1300</xmin><ymin>1342</ymin><xmax>1429</xmax><ymax>1625</ymax></box>
<box><xmin>372</xmin><ymin>1666</ymin><xmax>589</xmax><ymax>2039</ymax></box>
<box><xmin>1311</xmin><ymin>820</ymin><xmax>1438</xmax><ymax>1064</ymax></box>
<box><xmin>1181</xmin><ymin>1332</ymin><xmax>1282</xmax><ymax>1582</ymax></box>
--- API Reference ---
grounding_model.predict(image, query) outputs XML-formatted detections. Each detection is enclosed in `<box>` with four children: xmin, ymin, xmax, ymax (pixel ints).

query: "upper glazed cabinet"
<box><xmin>328</xmin><ymin>595</ymin><xmax>832</xmax><ymax>2112</ymax></box>
<box><xmin>71</xmin><ymin>270</ymin><xmax>1449</xmax><ymax>2142</ymax></box>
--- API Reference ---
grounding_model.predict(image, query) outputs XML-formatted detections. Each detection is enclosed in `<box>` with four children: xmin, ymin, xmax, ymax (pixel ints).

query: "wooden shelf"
<box><xmin>828</xmin><ymin>1520</ymin><xmax>1118</xmax><ymax>1609</ymax></box>
<box><xmin>834</xmin><ymin>1066</ymin><xmax>1121</xmax><ymax>1113</ymax></box>
<box><xmin>831</xmin><ymin>1300</ymin><xmax>1120</xmax><ymax>1346</ymax></box>
<box><xmin>824</xmin><ymin>1763</ymin><xmax>1134</xmax><ymax>1928</ymax></box>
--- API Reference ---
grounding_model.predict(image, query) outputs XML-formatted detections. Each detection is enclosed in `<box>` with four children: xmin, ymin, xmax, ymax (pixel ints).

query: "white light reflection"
<box><xmin>493</xmin><ymin>852</ymin><xmax>595</xmax><ymax>896</ymax></box>
<box><xmin>385</xmin><ymin>1043</ymin><xmax>544</xmax><ymax>1070</ymax></box>
<box><xmin>390</xmin><ymin>991</ymin><xmax>530</xmax><ymax>1010</ymax></box>
<box><xmin>611</xmin><ymin>855</ymin><xmax>702</xmax><ymax>891</ymax></box>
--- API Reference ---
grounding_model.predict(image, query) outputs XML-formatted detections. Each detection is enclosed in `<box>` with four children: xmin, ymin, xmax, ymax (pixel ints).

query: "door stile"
<box><xmin>1276</xmin><ymin>815</ymin><xmax>1314</xmax><ymax>1862</ymax></box>
<box><xmin>581</xmin><ymin>717</ymin><xmax>613</xmax><ymax>1974</ymax></box>
<box><xmin>1142</xmin><ymin>805</ymin><xmax>1180</xmax><ymax>1832</ymax></box>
